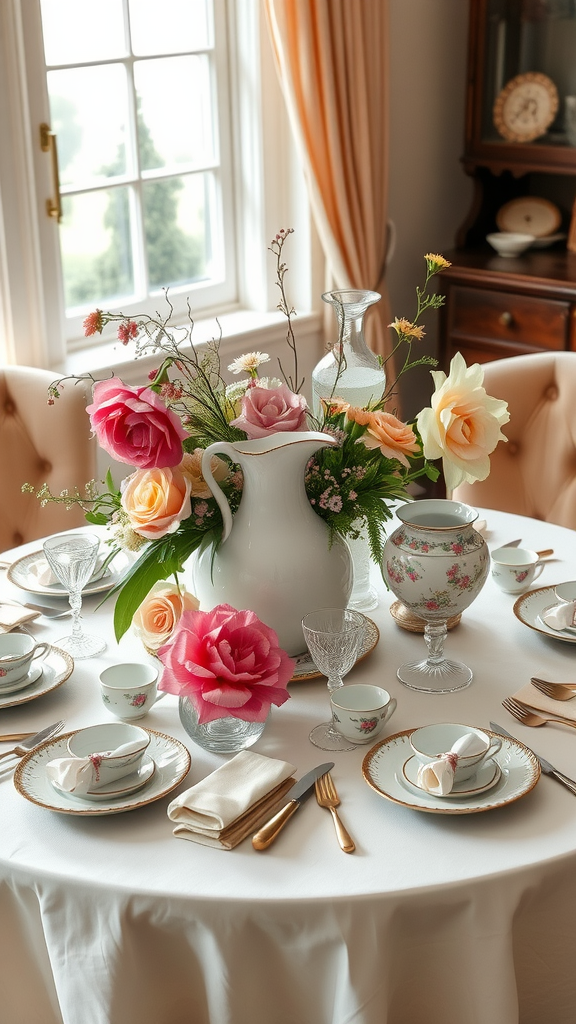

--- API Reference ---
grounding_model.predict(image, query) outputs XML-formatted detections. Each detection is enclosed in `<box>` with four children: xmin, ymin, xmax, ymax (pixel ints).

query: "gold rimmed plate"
<box><xmin>362</xmin><ymin>728</ymin><xmax>540</xmax><ymax>815</ymax></box>
<box><xmin>6</xmin><ymin>549</ymin><xmax>129</xmax><ymax>598</ymax></box>
<box><xmin>14</xmin><ymin>728</ymin><xmax>191</xmax><ymax>815</ymax></box>
<box><xmin>513</xmin><ymin>585</ymin><xmax>576</xmax><ymax>645</ymax></box>
<box><xmin>290</xmin><ymin>616</ymin><xmax>379</xmax><ymax>682</ymax></box>
<box><xmin>0</xmin><ymin>646</ymin><xmax>73</xmax><ymax>709</ymax></box>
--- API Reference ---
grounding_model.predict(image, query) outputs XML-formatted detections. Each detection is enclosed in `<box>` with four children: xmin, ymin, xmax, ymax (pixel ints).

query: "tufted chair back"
<box><xmin>0</xmin><ymin>366</ymin><xmax>96</xmax><ymax>552</ymax></box>
<box><xmin>451</xmin><ymin>351</ymin><xmax>576</xmax><ymax>529</ymax></box>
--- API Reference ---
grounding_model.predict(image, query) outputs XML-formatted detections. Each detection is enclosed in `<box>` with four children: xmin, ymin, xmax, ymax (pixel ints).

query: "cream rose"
<box><xmin>121</xmin><ymin>467</ymin><xmax>192</xmax><ymax>539</ymax></box>
<box><xmin>416</xmin><ymin>352</ymin><xmax>509</xmax><ymax>492</ymax></box>
<box><xmin>180</xmin><ymin>449</ymin><xmax>229</xmax><ymax>498</ymax></box>
<box><xmin>132</xmin><ymin>582</ymin><xmax>199</xmax><ymax>651</ymax></box>
<box><xmin>359</xmin><ymin>411</ymin><xmax>420</xmax><ymax>468</ymax></box>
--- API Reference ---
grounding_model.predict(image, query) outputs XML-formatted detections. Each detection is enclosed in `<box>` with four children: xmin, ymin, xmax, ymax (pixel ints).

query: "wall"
<box><xmin>387</xmin><ymin>0</ymin><xmax>473</xmax><ymax>418</ymax></box>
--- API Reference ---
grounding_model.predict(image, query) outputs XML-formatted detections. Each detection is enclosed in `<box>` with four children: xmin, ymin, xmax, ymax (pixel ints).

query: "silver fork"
<box><xmin>531</xmin><ymin>677</ymin><xmax>576</xmax><ymax>702</ymax></box>
<box><xmin>0</xmin><ymin>719</ymin><xmax>65</xmax><ymax>772</ymax></box>
<box><xmin>502</xmin><ymin>696</ymin><xmax>576</xmax><ymax>731</ymax></box>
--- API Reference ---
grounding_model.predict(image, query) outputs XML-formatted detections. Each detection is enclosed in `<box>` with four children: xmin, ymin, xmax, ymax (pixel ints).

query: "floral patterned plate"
<box><xmin>14</xmin><ymin>728</ymin><xmax>191</xmax><ymax>815</ymax></box>
<box><xmin>362</xmin><ymin>728</ymin><xmax>540</xmax><ymax>814</ymax></box>
<box><xmin>290</xmin><ymin>616</ymin><xmax>380</xmax><ymax>681</ymax></box>
<box><xmin>0</xmin><ymin>646</ymin><xmax>73</xmax><ymax>709</ymax></box>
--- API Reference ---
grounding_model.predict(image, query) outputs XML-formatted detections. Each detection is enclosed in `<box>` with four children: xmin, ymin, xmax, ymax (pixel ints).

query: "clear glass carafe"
<box><xmin>312</xmin><ymin>289</ymin><xmax>385</xmax><ymax>416</ymax></box>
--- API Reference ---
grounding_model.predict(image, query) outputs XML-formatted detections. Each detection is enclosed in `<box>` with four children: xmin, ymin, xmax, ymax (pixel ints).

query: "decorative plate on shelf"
<box><xmin>290</xmin><ymin>616</ymin><xmax>379</xmax><ymax>681</ymax></box>
<box><xmin>14</xmin><ymin>728</ymin><xmax>191</xmax><ymax>815</ymax></box>
<box><xmin>493</xmin><ymin>72</ymin><xmax>559</xmax><ymax>143</ymax></box>
<box><xmin>496</xmin><ymin>197</ymin><xmax>562</xmax><ymax>238</ymax></box>
<box><xmin>362</xmin><ymin>728</ymin><xmax>540</xmax><ymax>815</ymax></box>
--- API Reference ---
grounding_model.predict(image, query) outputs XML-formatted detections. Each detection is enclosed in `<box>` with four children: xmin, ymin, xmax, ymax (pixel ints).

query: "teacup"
<box><xmin>330</xmin><ymin>684</ymin><xmax>397</xmax><ymax>745</ymax></box>
<box><xmin>67</xmin><ymin>722</ymin><xmax>150</xmax><ymax>788</ymax></box>
<box><xmin>410</xmin><ymin>723</ymin><xmax>502</xmax><ymax>783</ymax></box>
<box><xmin>491</xmin><ymin>546</ymin><xmax>544</xmax><ymax>594</ymax></box>
<box><xmin>99</xmin><ymin>663</ymin><xmax>166</xmax><ymax>720</ymax></box>
<box><xmin>0</xmin><ymin>633</ymin><xmax>50</xmax><ymax>686</ymax></box>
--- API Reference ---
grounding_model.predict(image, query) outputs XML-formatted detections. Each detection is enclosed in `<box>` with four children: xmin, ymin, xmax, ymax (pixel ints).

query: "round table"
<box><xmin>1</xmin><ymin>509</ymin><xmax>576</xmax><ymax>1024</ymax></box>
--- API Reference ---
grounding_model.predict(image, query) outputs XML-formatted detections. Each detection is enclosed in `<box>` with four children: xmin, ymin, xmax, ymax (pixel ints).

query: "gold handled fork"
<box><xmin>531</xmin><ymin>677</ymin><xmax>576</xmax><ymax>702</ymax></box>
<box><xmin>502</xmin><ymin>696</ymin><xmax>576</xmax><ymax>731</ymax></box>
<box><xmin>315</xmin><ymin>772</ymin><xmax>355</xmax><ymax>853</ymax></box>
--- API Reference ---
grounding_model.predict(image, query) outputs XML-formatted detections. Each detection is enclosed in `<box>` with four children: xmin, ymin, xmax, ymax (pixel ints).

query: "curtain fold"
<box><xmin>264</xmin><ymin>0</ymin><xmax>392</xmax><ymax>363</ymax></box>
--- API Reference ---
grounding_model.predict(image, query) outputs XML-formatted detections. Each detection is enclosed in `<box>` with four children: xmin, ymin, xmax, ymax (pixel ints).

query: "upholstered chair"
<box><xmin>451</xmin><ymin>350</ymin><xmax>576</xmax><ymax>529</ymax></box>
<box><xmin>0</xmin><ymin>367</ymin><xmax>96</xmax><ymax>552</ymax></box>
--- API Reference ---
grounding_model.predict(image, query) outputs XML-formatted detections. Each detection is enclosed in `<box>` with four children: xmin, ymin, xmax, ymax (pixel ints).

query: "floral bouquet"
<box><xmin>29</xmin><ymin>231</ymin><xmax>509</xmax><ymax>653</ymax></box>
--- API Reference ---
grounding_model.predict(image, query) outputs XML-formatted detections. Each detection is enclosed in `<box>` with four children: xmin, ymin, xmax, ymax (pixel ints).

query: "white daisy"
<box><xmin>227</xmin><ymin>351</ymin><xmax>271</xmax><ymax>375</ymax></box>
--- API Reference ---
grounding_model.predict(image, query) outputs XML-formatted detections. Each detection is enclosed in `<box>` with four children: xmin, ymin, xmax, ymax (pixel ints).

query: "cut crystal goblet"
<box><xmin>302</xmin><ymin>608</ymin><xmax>367</xmax><ymax>751</ymax></box>
<box><xmin>43</xmin><ymin>533</ymin><xmax>107</xmax><ymax>659</ymax></box>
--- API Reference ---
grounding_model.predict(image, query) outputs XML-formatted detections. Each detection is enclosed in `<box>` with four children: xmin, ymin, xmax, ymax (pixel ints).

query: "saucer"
<box><xmin>514</xmin><ymin>586</ymin><xmax>576</xmax><ymax>645</ymax></box>
<box><xmin>362</xmin><ymin>729</ymin><xmax>540</xmax><ymax>814</ymax></box>
<box><xmin>0</xmin><ymin>663</ymin><xmax>43</xmax><ymax>696</ymax></box>
<box><xmin>539</xmin><ymin>602</ymin><xmax>576</xmax><ymax>636</ymax></box>
<box><xmin>0</xmin><ymin>646</ymin><xmax>73</xmax><ymax>708</ymax></box>
<box><xmin>402</xmin><ymin>755</ymin><xmax>501</xmax><ymax>798</ymax></box>
<box><xmin>50</xmin><ymin>755</ymin><xmax>156</xmax><ymax>802</ymax></box>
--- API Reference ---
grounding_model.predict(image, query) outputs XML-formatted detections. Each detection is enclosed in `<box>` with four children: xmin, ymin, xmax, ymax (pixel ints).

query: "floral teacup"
<box><xmin>330</xmin><ymin>684</ymin><xmax>396</xmax><ymax>745</ymax></box>
<box><xmin>99</xmin><ymin>663</ymin><xmax>165</xmax><ymax>720</ymax></box>
<box><xmin>491</xmin><ymin>546</ymin><xmax>544</xmax><ymax>594</ymax></box>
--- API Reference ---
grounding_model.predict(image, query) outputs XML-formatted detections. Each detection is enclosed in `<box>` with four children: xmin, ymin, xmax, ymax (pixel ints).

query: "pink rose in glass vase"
<box><xmin>230</xmin><ymin>383</ymin><xmax>307</xmax><ymax>438</ymax></box>
<box><xmin>158</xmin><ymin>603</ymin><xmax>295</xmax><ymax>723</ymax></box>
<box><xmin>86</xmin><ymin>376</ymin><xmax>188</xmax><ymax>468</ymax></box>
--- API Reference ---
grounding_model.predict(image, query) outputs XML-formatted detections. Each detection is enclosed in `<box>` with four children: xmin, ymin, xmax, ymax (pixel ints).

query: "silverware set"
<box><xmin>0</xmin><ymin>720</ymin><xmax>64</xmax><ymax>773</ymax></box>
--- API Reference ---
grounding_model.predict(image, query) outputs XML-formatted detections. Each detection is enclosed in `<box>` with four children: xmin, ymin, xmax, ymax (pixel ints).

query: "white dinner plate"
<box><xmin>50</xmin><ymin>754</ymin><xmax>156</xmax><ymax>803</ymax></box>
<box><xmin>514</xmin><ymin>586</ymin><xmax>576</xmax><ymax>645</ymax></box>
<box><xmin>290</xmin><ymin>617</ymin><xmax>379</xmax><ymax>681</ymax></box>
<box><xmin>362</xmin><ymin>729</ymin><xmax>540</xmax><ymax>814</ymax></box>
<box><xmin>6</xmin><ymin>548</ymin><xmax>129</xmax><ymax>598</ymax></box>
<box><xmin>0</xmin><ymin>646</ymin><xmax>73</xmax><ymax>709</ymax></box>
<box><xmin>402</xmin><ymin>755</ymin><xmax>502</xmax><ymax>798</ymax></box>
<box><xmin>14</xmin><ymin>728</ymin><xmax>191</xmax><ymax>815</ymax></box>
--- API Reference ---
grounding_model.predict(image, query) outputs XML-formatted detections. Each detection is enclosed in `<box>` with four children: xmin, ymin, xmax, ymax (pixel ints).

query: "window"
<box><xmin>0</xmin><ymin>0</ymin><xmax>318</xmax><ymax>373</ymax></box>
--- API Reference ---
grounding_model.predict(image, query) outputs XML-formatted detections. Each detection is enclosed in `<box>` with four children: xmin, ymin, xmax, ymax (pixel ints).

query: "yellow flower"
<box><xmin>180</xmin><ymin>449</ymin><xmax>229</xmax><ymax>498</ymax></box>
<box><xmin>417</xmin><ymin>352</ymin><xmax>509</xmax><ymax>492</ymax></box>
<box><xmin>132</xmin><ymin>581</ymin><xmax>199</xmax><ymax>652</ymax></box>
<box><xmin>424</xmin><ymin>253</ymin><xmax>451</xmax><ymax>273</ymax></box>
<box><xmin>388</xmin><ymin>317</ymin><xmax>426</xmax><ymax>341</ymax></box>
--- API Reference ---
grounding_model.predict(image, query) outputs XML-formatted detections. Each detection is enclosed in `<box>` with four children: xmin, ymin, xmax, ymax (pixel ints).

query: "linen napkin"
<box><xmin>45</xmin><ymin>739</ymin><xmax>145</xmax><ymax>795</ymax></box>
<box><xmin>0</xmin><ymin>603</ymin><xmax>40</xmax><ymax>633</ymax></box>
<box><xmin>416</xmin><ymin>733</ymin><xmax>486</xmax><ymax>796</ymax></box>
<box><xmin>30</xmin><ymin>552</ymin><xmax>109</xmax><ymax>587</ymax></box>
<box><xmin>541</xmin><ymin>600</ymin><xmax>576</xmax><ymax>632</ymax></box>
<box><xmin>513</xmin><ymin>681</ymin><xmax>576</xmax><ymax>724</ymax></box>
<box><xmin>167</xmin><ymin>749</ymin><xmax>297</xmax><ymax>850</ymax></box>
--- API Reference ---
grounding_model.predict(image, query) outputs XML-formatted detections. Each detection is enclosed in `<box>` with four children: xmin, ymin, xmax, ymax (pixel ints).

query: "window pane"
<box><xmin>40</xmin><ymin>0</ymin><xmax>127</xmax><ymax>65</ymax></box>
<box><xmin>135</xmin><ymin>56</ymin><xmax>214</xmax><ymax>172</ymax></box>
<box><xmin>60</xmin><ymin>188</ymin><xmax>134</xmax><ymax>311</ymax></box>
<box><xmin>143</xmin><ymin>173</ymin><xmax>214</xmax><ymax>290</ymax></box>
<box><xmin>48</xmin><ymin>66</ymin><xmax>129</xmax><ymax>186</ymax></box>
<box><xmin>129</xmin><ymin>0</ymin><xmax>210</xmax><ymax>55</ymax></box>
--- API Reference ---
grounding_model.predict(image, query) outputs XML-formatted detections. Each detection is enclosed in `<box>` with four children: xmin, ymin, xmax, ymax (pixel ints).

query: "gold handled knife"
<box><xmin>252</xmin><ymin>762</ymin><xmax>334</xmax><ymax>850</ymax></box>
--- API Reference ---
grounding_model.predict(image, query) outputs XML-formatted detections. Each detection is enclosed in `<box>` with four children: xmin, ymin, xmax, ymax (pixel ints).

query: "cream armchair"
<box><xmin>0</xmin><ymin>367</ymin><xmax>96</xmax><ymax>552</ymax></box>
<box><xmin>452</xmin><ymin>351</ymin><xmax>576</xmax><ymax>530</ymax></box>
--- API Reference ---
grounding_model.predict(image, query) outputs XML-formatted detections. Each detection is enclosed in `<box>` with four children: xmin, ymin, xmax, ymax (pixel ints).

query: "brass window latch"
<box><xmin>39</xmin><ymin>123</ymin><xmax>62</xmax><ymax>222</ymax></box>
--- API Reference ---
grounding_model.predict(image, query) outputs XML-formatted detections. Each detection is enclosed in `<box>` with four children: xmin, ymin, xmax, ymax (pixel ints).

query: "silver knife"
<box><xmin>252</xmin><ymin>762</ymin><xmax>334</xmax><ymax>850</ymax></box>
<box><xmin>490</xmin><ymin>722</ymin><xmax>576</xmax><ymax>796</ymax></box>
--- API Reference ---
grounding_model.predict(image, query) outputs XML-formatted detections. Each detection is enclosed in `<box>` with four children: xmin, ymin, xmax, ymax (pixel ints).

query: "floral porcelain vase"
<box><xmin>192</xmin><ymin>431</ymin><xmax>353</xmax><ymax>656</ymax></box>
<box><xmin>383</xmin><ymin>499</ymin><xmax>489</xmax><ymax>693</ymax></box>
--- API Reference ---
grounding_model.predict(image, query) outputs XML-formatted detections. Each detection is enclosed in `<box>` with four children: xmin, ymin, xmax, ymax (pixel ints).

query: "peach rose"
<box><xmin>121</xmin><ymin>467</ymin><xmax>192</xmax><ymax>539</ymax></box>
<box><xmin>358</xmin><ymin>411</ymin><xmax>420</xmax><ymax>468</ymax></box>
<box><xmin>416</xmin><ymin>352</ymin><xmax>509</xmax><ymax>492</ymax></box>
<box><xmin>180</xmin><ymin>449</ymin><xmax>229</xmax><ymax>498</ymax></box>
<box><xmin>132</xmin><ymin>582</ymin><xmax>199</xmax><ymax>651</ymax></box>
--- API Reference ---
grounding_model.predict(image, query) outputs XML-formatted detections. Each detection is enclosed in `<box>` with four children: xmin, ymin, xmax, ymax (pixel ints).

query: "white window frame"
<box><xmin>0</xmin><ymin>0</ymin><xmax>323</xmax><ymax>386</ymax></box>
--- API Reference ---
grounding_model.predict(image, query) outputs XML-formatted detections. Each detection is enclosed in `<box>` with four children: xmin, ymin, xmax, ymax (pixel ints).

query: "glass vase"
<box><xmin>179</xmin><ymin>697</ymin><xmax>267</xmax><ymax>754</ymax></box>
<box><xmin>311</xmin><ymin>289</ymin><xmax>385</xmax><ymax>416</ymax></box>
<box><xmin>347</xmin><ymin>520</ymin><xmax>379</xmax><ymax>612</ymax></box>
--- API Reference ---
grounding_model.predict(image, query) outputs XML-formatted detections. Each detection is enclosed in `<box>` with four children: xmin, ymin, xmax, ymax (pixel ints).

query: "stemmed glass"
<box><xmin>42</xmin><ymin>533</ymin><xmax>107</xmax><ymax>659</ymax></box>
<box><xmin>302</xmin><ymin>608</ymin><xmax>367</xmax><ymax>751</ymax></box>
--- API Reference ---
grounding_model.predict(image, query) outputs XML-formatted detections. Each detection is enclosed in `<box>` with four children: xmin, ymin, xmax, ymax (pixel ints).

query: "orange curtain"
<box><xmin>264</xmin><ymin>0</ymin><xmax>392</xmax><ymax>361</ymax></box>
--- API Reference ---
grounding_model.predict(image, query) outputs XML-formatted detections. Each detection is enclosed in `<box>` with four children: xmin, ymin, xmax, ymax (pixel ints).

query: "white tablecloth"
<box><xmin>1</xmin><ymin>509</ymin><xmax>576</xmax><ymax>1024</ymax></box>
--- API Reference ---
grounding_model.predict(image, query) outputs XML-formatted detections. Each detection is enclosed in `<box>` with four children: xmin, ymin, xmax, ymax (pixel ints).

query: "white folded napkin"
<box><xmin>542</xmin><ymin>600</ymin><xmax>576</xmax><ymax>632</ymax></box>
<box><xmin>514</xmin><ymin>682</ymin><xmax>576</xmax><ymax>724</ymax></box>
<box><xmin>416</xmin><ymin>733</ymin><xmax>486</xmax><ymax>796</ymax></box>
<box><xmin>0</xmin><ymin>603</ymin><xmax>40</xmax><ymax>632</ymax></box>
<box><xmin>30</xmin><ymin>552</ymin><xmax>108</xmax><ymax>588</ymax></box>
<box><xmin>167</xmin><ymin>749</ymin><xmax>296</xmax><ymax>849</ymax></box>
<box><xmin>45</xmin><ymin>739</ymin><xmax>144</xmax><ymax>795</ymax></box>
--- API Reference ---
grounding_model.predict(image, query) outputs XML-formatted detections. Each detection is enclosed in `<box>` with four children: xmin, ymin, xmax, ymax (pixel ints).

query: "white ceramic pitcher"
<box><xmin>192</xmin><ymin>431</ymin><xmax>353</xmax><ymax>655</ymax></box>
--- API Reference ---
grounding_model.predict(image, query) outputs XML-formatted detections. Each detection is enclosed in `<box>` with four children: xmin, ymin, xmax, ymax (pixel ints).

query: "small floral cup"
<box><xmin>330</xmin><ymin>684</ymin><xmax>396</xmax><ymax>745</ymax></box>
<box><xmin>99</xmin><ymin>663</ymin><xmax>165</xmax><ymax>721</ymax></box>
<box><xmin>491</xmin><ymin>547</ymin><xmax>544</xmax><ymax>594</ymax></box>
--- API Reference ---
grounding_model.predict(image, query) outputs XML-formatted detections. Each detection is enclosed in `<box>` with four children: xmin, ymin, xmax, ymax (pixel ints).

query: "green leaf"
<box><xmin>85</xmin><ymin>511</ymin><xmax>109</xmax><ymax>525</ymax></box>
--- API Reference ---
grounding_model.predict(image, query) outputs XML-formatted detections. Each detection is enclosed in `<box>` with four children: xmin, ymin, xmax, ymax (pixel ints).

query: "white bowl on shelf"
<box><xmin>486</xmin><ymin>232</ymin><xmax>535</xmax><ymax>257</ymax></box>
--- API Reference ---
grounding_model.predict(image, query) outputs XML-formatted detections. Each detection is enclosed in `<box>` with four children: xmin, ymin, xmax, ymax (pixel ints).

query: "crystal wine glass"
<box><xmin>302</xmin><ymin>608</ymin><xmax>367</xmax><ymax>751</ymax></box>
<box><xmin>42</xmin><ymin>533</ymin><xmax>107</xmax><ymax>659</ymax></box>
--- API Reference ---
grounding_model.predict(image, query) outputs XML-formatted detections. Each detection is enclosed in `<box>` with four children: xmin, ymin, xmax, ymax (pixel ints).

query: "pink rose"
<box><xmin>158</xmin><ymin>603</ymin><xmax>294</xmax><ymax>724</ymax></box>
<box><xmin>230</xmin><ymin>383</ymin><xmax>307</xmax><ymax>438</ymax></box>
<box><xmin>86</xmin><ymin>377</ymin><xmax>188</xmax><ymax>468</ymax></box>
<box><xmin>121</xmin><ymin>467</ymin><xmax>191</xmax><ymax>539</ymax></box>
